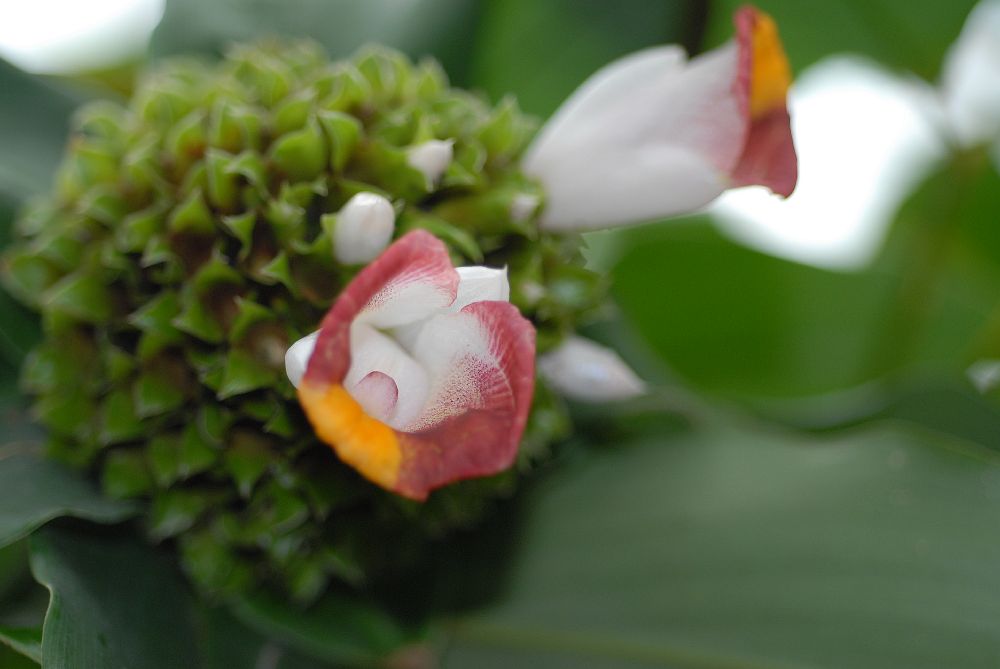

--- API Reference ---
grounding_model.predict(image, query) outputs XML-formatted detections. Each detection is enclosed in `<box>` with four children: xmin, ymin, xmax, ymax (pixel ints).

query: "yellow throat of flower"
<box><xmin>749</xmin><ymin>11</ymin><xmax>792</xmax><ymax>119</ymax></box>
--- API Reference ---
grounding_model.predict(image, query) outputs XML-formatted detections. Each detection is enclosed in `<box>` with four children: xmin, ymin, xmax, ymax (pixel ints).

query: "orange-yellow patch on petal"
<box><xmin>298</xmin><ymin>381</ymin><xmax>402</xmax><ymax>491</ymax></box>
<box><xmin>748</xmin><ymin>10</ymin><xmax>791</xmax><ymax>118</ymax></box>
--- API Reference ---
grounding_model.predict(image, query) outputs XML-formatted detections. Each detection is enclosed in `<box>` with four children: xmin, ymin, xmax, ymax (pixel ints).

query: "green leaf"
<box><xmin>609</xmin><ymin>221</ymin><xmax>894</xmax><ymax>397</ymax></box>
<box><xmin>606</xmin><ymin>209</ymin><xmax>997</xmax><ymax>403</ymax></box>
<box><xmin>0</xmin><ymin>59</ymin><xmax>81</xmax><ymax>204</ymax></box>
<box><xmin>0</xmin><ymin>626</ymin><xmax>40</xmax><ymax>664</ymax></box>
<box><xmin>469</xmin><ymin>0</ymin><xmax>693</xmax><ymax>116</ymax></box>
<box><xmin>197</xmin><ymin>606</ymin><xmax>339</xmax><ymax>669</ymax></box>
<box><xmin>445</xmin><ymin>417</ymin><xmax>1000</xmax><ymax>667</ymax></box>
<box><xmin>704</xmin><ymin>0</ymin><xmax>978</xmax><ymax>81</ymax></box>
<box><xmin>0</xmin><ymin>451</ymin><xmax>136</xmax><ymax>549</ymax></box>
<box><xmin>29</xmin><ymin>524</ymin><xmax>202</xmax><ymax>669</ymax></box>
<box><xmin>0</xmin><ymin>643</ymin><xmax>38</xmax><ymax>668</ymax></box>
<box><xmin>232</xmin><ymin>590</ymin><xmax>419</xmax><ymax>666</ymax></box>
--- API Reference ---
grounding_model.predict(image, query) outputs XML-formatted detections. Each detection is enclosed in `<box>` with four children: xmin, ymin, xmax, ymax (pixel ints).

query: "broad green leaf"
<box><xmin>0</xmin><ymin>59</ymin><xmax>79</xmax><ymax>204</ymax></box>
<box><xmin>232</xmin><ymin>590</ymin><xmax>419</xmax><ymax>665</ymax></box>
<box><xmin>29</xmin><ymin>524</ymin><xmax>201</xmax><ymax>669</ymax></box>
<box><xmin>151</xmin><ymin>0</ymin><xmax>481</xmax><ymax>85</ymax></box>
<box><xmin>0</xmin><ymin>451</ymin><xmax>137</xmax><ymax>549</ymax></box>
<box><xmin>0</xmin><ymin>644</ymin><xmax>37</xmax><ymax>668</ymax></box>
<box><xmin>703</xmin><ymin>0</ymin><xmax>978</xmax><ymax>80</ymax></box>
<box><xmin>469</xmin><ymin>0</ymin><xmax>695</xmax><ymax>116</ymax></box>
<box><xmin>198</xmin><ymin>606</ymin><xmax>341</xmax><ymax>669</ymax></box>
<box><xmin>445</xmin><ymin>417</ymin><xmax>1000</xmax><ymax>668</ymax></box>
<box><xmin>608</xmin><ymin>153</ymin><xmax>1000</xmax><ymax>406</ymax></box>
<box><xmin>0</xmin><ymin>626</ymin><xmax>40</xmax><ymax>664</ymax></box>
<box><xmin>608</xmin><ymin>221</ymin><xmax>905</xmax><ymax>399</ymax></box>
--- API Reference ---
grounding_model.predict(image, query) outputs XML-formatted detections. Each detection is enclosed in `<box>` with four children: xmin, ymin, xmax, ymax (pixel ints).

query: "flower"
<box><xmin>286</xmin><ymin>230</ymin><xmax>535</xmax><ymax>500</ymax></box>
<box><xmin>331</xmin><ymin>192</ymin><xmax>396</xmax><ymax>265</ymax></box>
<box><xmin>941</xmin><ymin>0</ymin><xmax>1000</xmax><ymax>148</ymax></box>
<box><xmin>523</xmin><ymin>5</ymin><xmax>798</xmax><ymax>231</ymax></box>
<box><xmin>539</xmin><ymin>336</ymin><xmax>646</xmax><ymax>401</ymax></box>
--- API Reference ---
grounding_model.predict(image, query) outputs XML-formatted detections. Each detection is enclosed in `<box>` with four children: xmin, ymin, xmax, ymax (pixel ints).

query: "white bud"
<box><xmin>510</xmin><ymin>193</ymin><xmax>541</xmax><ymax>223</ymax></box>
<box><xmin>333</xmin><ymin>192</ymin><xmax>395</xmax><ymax>265</ymax></box>
<box><xmin>407</xmin><ymin>139</ymin><xmax>454</xmax><ymax>188</ymax></box>
<box><xmin>285</xmin><ymin>331</ymin><xmax>319</xmax><ymax>388</ymax></box>
<box><xmin>968</xmin><ymin>359</ymin><xmax>1000</xmax><ymax>393</ymax></box>
<box><xmin>539</xmin><ymin>336</ymin><xmax>646</xmax><ymax>402</ymax></box>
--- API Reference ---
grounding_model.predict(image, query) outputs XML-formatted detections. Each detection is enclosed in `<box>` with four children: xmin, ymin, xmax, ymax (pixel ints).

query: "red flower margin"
<box><xmin>730</xmin><ymin>5</ymin><xmax>797</xmax><ymax>197</ymax></box>
<box><xmin>297</xmin><ymin>230</ymin><xmax>536</xmax><ymax>501</ymax></box>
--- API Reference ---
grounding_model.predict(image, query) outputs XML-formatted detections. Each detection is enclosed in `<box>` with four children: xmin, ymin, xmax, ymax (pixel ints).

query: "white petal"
<box><xmin>285</xmin><ymin>330</ymin><xmax>319</xmax><ymax>388</ymax></box>
<box><xmin>345</xmin><ymin>324</ymin><xmax>430</xmax><ymax>429</ymax></box>
<box><xmin>941</xmin><ymin>0</ymin><xmax>1000</xmax><ymax>147</ymax></box>
<box><xmin>405</xmin><ymin>310</ymin><xmax>504</xmax><ymax>431</ymax></box>
<box><xmin>333</xmin><ymin>192</ymin><xmax>395</xmax><ymax>265</ymax></box>
<box><xmin>538</xmin><ymin>336</ymin><xmax>646</xmax><ymax>401</ymax></box>
<box><xmin>524</xmin><ymin>43</ymin><xmax>742</xmax><ymax>231</ymax></box>
<box><xmin>407</xmin><ymin>139</ymin><xmax>454</xmax><ymax>188</ymax></box>
<box><xmin>388</xmin><ymin>265</ymin><xmax>510</xmax><ymax>352</ymax></box>
<box><xmin>351</xmin><ymin>371</ymin><xmax>399</xmax><ymax>422</ymax></box>
<box><xmin>453</xmin><ymin>266</ymin><xmax>510</xmax><ymax>310</ymax></box>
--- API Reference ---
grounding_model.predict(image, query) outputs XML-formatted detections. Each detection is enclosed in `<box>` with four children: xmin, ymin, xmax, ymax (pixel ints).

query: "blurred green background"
<box><xmin>4</xmin><ymin>0</ymin><xmax>1000</xmax><ymax>667</ymax></box>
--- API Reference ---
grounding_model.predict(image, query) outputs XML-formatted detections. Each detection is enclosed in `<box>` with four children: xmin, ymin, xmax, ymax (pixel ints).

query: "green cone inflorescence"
<box><xmin>1</xmin><ymin>41</ymin><xmax>606</xmax><ymax>603</ymax></box>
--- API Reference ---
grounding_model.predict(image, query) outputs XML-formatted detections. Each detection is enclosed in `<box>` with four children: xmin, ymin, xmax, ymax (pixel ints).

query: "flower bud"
<box><xmin>539</xmin><ymin>336</ymin><xmax>645</xmax><ymax>401</ymax></box>
<box><xmin>332</xmin><ymin>192</ymin><xmax>395</xmax><ymax>264</ymax></box>
<box><xmin>407</xmin><ymin>139</ymin><xmax>454</xmax><ymax>188</ymax></box>
<box><xmin>285</xmin><ymin>330</ymin><xmax>319</xmax><ymax>388</ymax></box>
<box><xmin>510</xmin><ymin>193</ymin><xmax>541</xmax><ymax>223</ymax></box>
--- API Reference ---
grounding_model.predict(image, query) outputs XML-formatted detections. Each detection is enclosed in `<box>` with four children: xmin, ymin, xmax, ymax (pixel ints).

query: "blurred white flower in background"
<box><xmin>714</xmin><ymin>0</ymin><xmax>1000</xmax><ymax>270</ymax></box>
<box><xmin>0</xmin><ymin>0</ymin><xmax>164</xmax><ymax>73</ymax></box>
<box><xmin>711</xmin><ymin>58</ymin><xmax>947</xmax><ymax>269</ymax></box>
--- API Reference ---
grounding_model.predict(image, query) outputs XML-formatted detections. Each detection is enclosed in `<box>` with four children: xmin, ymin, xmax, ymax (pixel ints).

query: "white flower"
<box><xmin>286</xmin><ymin>231</ymin><xmax>535</xmax><ymax>500</ymax></box>
<box><xmin>941</xmin><ymin>0</ymin><xmax>1000</xmax><ymax>147</ymax></box>
<box><xmin>332</xmin><ymin>192</ymin><xmax>395</xmax><ymax>265</ymax></box>
<box><xmin>407</xmin><ymin>139</ymin><xmax>454</xmax><ymax>189</ymax></box>
<box><xmin>539</xmin><ymin>336</ymin><xmax>646</xmax><ymax>401</ymax></box>
<box><xmin>523</xmin><ymin>7</ymin><xmax>797</xmax><ymax>231</ymax></box>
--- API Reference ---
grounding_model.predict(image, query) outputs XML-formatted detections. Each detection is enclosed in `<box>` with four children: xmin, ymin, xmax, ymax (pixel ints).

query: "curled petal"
<box><xmin>395</xmin><ymin>301</ymin><xmax>535</xmax><ymax>498</ymax></box>
<box><xmin>285</xmin><ymin>330</ymin><xmax>319</xmax><ymax>388</ymax></box>
<box><xmin>333</xmin><ymin>192</ymin><xmax>395</xmax><ymax>265</ymax></box>
<box><xmin>525</xmin><ymin>5</ymin><xmax>796</xmax><ymax>231</ymax></box>
<box><xmin>539</xmin><ymin>336</ymin><xmax>645</xmax><ymax>402</ymax></box>
<box><xmin>303</xmin><ymin>230</ymin><xmax>457</xmax><ymax>384</ymax></box>
<box><xmin>344</xmin><ymin>324</ymin><xmax>430</xmax><ymax>429</ymax></box>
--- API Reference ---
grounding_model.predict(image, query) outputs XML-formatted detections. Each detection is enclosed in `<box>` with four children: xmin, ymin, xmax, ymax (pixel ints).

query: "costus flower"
<box><xmin>286</xmin><ymin>230</ymin><xmax>535</xmax><ymax>500</ymax></box>
<box><xmin>523</xmin><ymin>5</ymin><xmax>798</xmax><ymax>231</ymax></box>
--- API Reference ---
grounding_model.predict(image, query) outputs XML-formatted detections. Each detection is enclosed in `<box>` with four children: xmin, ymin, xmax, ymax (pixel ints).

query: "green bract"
<box><xmin>1</xmin><ymin>41</ymin><xmax>606</xmax><ymax>603</ymax></box>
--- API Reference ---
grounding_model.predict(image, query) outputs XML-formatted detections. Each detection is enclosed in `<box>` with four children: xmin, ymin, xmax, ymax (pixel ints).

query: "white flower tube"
<box><xmin>941</xmin><ymin>0</ymin><xmax>1000</xmax><ymax>147</ymax></box>
<box><xmin>539</xmin><ymin>336</ymin><xmax>646</xmax><ymax>402</ymax></box>
<box><xmin>523</xmin><ymin>7</ymin><xmax>797</xmax><ymax>231</ymax></box>
<box><xmin>332</xmin><ymin>192</ymin><xmax>395</xmax><ymax>265</ymax></box>
<box><xmin>407</xmin><ymin>139</ymin><xmax>454</xmax><ymax>189</ymax></box>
